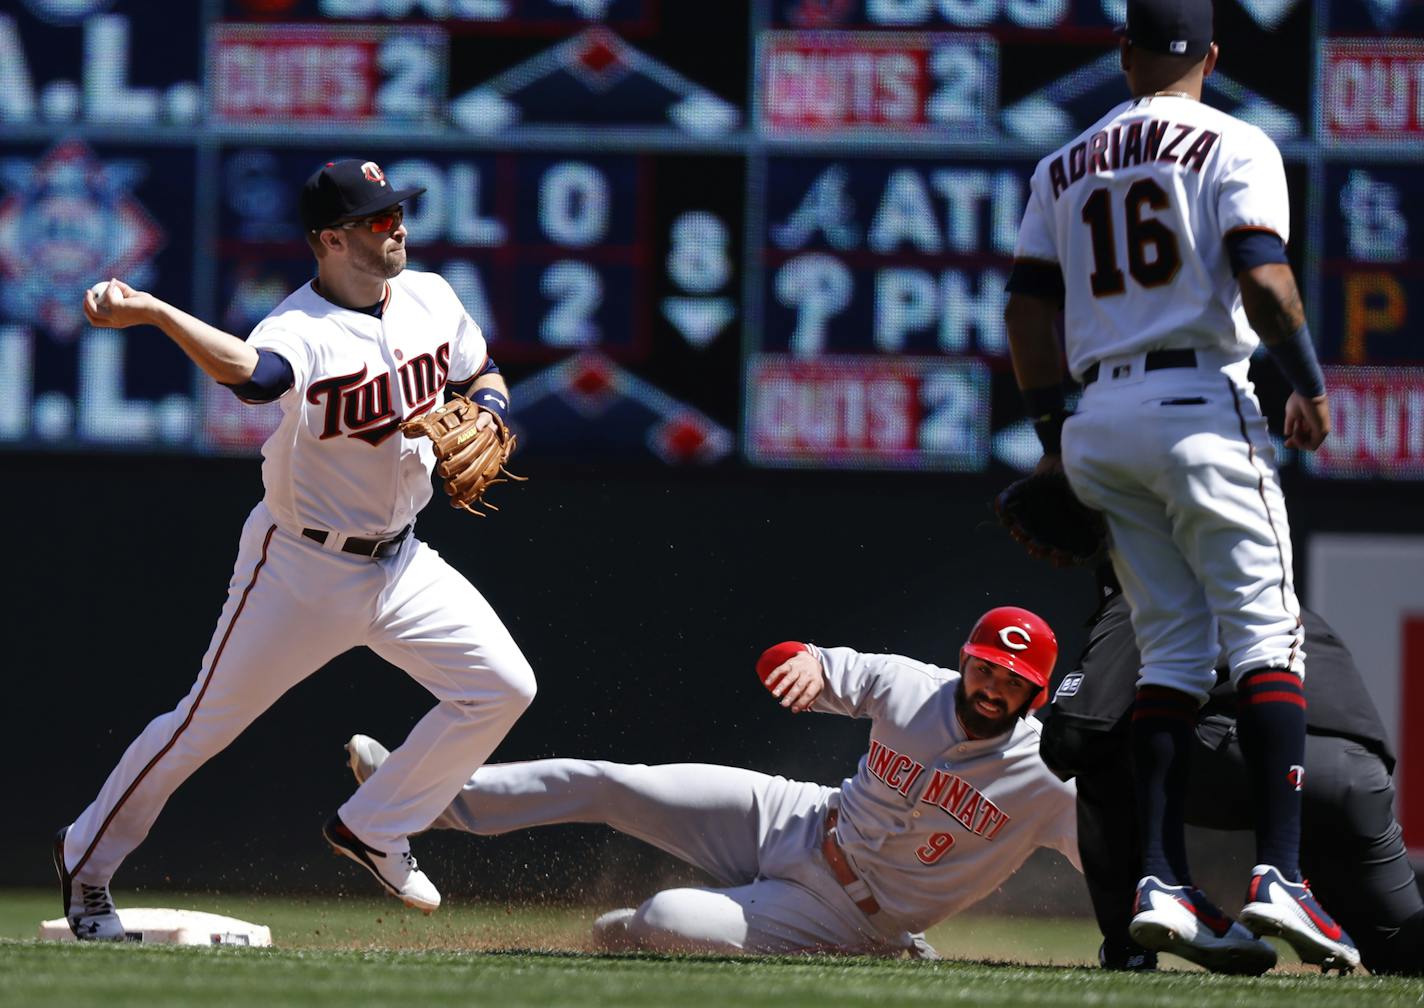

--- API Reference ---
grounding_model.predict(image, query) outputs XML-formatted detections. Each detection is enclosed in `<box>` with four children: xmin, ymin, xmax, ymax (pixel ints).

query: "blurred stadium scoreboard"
<box><xmin>1</xmin><ymin>0</ymin><xmax>1421</xmax><ymax>477</ymax></box>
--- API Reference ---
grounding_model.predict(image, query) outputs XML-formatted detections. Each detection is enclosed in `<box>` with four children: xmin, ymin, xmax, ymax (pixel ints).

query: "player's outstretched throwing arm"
<box><xmin>83</xmin><ymin>279</ymin><xmax>267</xmax><ymax>390</ymax></box>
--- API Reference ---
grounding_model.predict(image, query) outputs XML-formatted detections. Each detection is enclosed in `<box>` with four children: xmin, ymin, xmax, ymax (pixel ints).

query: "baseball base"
<box><xmin>38</xmin><ymin>908</ymin><xmax>272</xmax><ymax>946</ymax></box>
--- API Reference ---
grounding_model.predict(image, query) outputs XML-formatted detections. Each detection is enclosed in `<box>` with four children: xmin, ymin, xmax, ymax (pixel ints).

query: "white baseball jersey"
<box><xmin>422</xmin><ymin>647</ymin><xmax>1079</xmax><ymax>952</ymax></box>
<box><xmin>1013</xmin><ymin>94</ymin><xmax>1289</xmax><ymax>380</ymax></box>
<box><xmin>248</xmin><ymin>269</ymin><xmax>488</xmax><ymax>536</ymax></box>
<box><xmin>1015</xmin><ymin>95</ymin><xmax>1308</xmax><ymax>697</ymax></box>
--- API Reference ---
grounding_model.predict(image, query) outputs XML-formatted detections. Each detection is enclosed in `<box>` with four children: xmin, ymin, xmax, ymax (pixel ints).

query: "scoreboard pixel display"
<box><xmin>0</xmin><ymin>0</ymin><xmax>1419</xmax><ymax>477</ymax></box>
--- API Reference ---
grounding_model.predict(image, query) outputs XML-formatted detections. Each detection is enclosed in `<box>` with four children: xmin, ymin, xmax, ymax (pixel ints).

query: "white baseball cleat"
<box><xmin>345</xmin><ymin>734</ymin><xmax>390</xmax><ymax>785</ymax></box>
<box><xmin>322</xmin><ymin>814</ymin><xmax>440</xmax><ymax>913</ymax></box>
<box><xmin>344</xmin><ymin>734</ymin><xmax>463</xmax><ymax>833</ymax></box>
<box><xmin>1239</xmin><ymin>864</ymin><xmax>1361</xmax><ymax>974</ymax></box>
<box><xmin>591</xmin><ymin>907</ymin><xmax>640</xmax><ymax>952</ymax></box>
<box><xmin>1128</xmin><ymin>875</ymin><xmax>1277</xmax><ymax>975</ymax></box>
<box><xmin>53</xmin><ymin>828</ymin><xmax>125</xmax><ymax>941</ymax></box>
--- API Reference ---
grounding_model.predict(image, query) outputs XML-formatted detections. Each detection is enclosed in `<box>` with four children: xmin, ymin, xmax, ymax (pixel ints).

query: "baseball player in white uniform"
<box><xmin>344</xmin><ymin>607</ymin><xmax>1078</xmax><ymax>956</ymax></box>
<box><xmin>1004</xmin><ymin>0</ymin><xmax>1357</xmax><ymax>974</ymax></box>
<box><xmin>56</xmin><ymin>159</ymin><xmax>537</xmax><ymax>940</ymax></box>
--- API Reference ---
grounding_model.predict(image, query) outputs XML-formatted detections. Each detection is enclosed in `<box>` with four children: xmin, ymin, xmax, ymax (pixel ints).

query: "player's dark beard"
<box><xmin>954</xmin><ymin>679</ymin><xmax>1022</xmax><ymax>738</ymax></box>
<box><xmin>350</xmin><ymin>238</ymin><xmax>406</xmax><ymax>280</ymax></box>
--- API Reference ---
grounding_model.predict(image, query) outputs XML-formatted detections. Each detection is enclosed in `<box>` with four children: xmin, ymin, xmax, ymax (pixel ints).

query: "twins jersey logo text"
<box><xmin>865</xmin><ymin>739</ymin><xmax>1012</xmax><ymax>842</ymax></box>
<box><xmin>307</xmin><ymin>342</ymin><xmax>451</xmax><ymax>445</ymax></box>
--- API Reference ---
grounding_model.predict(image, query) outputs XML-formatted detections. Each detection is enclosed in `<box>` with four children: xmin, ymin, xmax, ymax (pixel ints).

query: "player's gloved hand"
<box><xmin>756</xmin><ymin>642</ymin><xmax>825</xmax><ymax>714</ymax></box>
<box><xmin>399</xmin><ymin>392</ymin><xmax>526</xmax><ymax>515</ymax></box>
<box><xmin>995</xmin><ymin>470</ymin><xmax>1108</xmax><ymax>568</ymax></box>
<box><xmin>1099</xmin><ymin>938</ymin><xmax>1158</xmax><ymax>971</ymax></box>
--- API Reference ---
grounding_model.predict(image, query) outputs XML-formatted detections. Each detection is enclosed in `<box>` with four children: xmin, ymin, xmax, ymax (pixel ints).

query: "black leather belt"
<box><xmin>302</xmin><ymin>524</ymin><xmax>412</xmax><ymax>558</ymax></box>
<box><xmin>1082</xmin><ymin>348</ymin><xmax>1197</xmax><ymax>385</ymax></box>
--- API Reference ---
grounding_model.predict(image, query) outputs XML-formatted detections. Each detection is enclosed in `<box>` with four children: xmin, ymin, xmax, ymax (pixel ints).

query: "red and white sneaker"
<box><xmin>1128</xmin><ymin>875</ymin><xmax>1277</xmax><ymax>975</ymax></box>
<box><xmin>1239</xmin><ymin>865</ymin><xmax>1360</xmax><ymax>974</ymax></box>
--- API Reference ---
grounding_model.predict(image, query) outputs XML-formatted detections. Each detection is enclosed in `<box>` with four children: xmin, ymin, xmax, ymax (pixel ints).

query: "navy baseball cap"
<box><xmin>1124</xmin><ymin>0</ymin><xmax>1214</xmax><ymax>58</ymax></box>
<box><xmin>300</xmin><ymin>159</ymin><xmax>426</xmax><ymax>232</ymax></box>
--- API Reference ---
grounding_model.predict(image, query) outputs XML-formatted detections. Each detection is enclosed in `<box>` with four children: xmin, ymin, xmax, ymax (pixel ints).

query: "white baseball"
<box><xmin>89</xmin><ymin>280</ymin><xmax>111</xmax><ymax>303</ymax></box>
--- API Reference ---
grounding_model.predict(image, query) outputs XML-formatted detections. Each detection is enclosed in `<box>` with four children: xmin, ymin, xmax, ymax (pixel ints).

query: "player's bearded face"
<box><xmin>955</xmin><ymin>661</ymin><xmax>1033</xmax><ymax>737</ymax></box>
<box><xmin>348</xmin><ymin>226</ymin><xmax>407</xmax><ymax>280</ymax></box>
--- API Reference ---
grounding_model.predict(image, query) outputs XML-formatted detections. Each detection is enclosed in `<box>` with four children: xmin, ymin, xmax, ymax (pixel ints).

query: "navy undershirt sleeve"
<box><xmin>1005</xmin><ymin>259</ymin><xmax>1066</xmax><ymax>302</ymax></box>
<box><xmin>224</xmin><ymin>348</ymin><xmax>294</xmax><ymax>403</ymax></box>
<box><xmin>449</xmin><ymin>356</ymin><xmax>500</xmax><ymax>396</ymax></box>
<box><xmin>1225</xmin><ymin>230</ymin><xmax>1289</xmax><ymax>275</ymax></box>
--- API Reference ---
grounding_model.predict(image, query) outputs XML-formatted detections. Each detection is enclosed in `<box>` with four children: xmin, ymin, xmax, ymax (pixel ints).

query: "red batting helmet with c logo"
<box><xmin>960</xmin><ymin>606</ymin><xmax>1058</xmax><ymax>709</ymax></box>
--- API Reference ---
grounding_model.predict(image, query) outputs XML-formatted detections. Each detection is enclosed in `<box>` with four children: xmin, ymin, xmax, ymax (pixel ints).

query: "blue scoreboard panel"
<box><xmin>1</xmin><ymin>0</ymin><xmax>1419</xmax><ymax>477</ymax></box>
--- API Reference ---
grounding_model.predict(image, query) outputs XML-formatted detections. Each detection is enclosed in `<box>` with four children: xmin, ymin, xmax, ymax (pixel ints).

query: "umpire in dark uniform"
<box><xmin>1041</xmin><ymin>564</ymin><xmax>1424</xmax><ymax>974</ymax></box>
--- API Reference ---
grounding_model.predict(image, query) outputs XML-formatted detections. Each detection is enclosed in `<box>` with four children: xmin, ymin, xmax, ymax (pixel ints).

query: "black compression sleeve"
<box><xmin>1265</xmin><ymin>323</ymin><xmax>1326</xmax><ymax>398</ymax></box>
<box><xmin>223</xmin><ymin>348</ymin><xmax>294</xmax><ymax>403</ymax></box>
<box><xmin>1225</xmin><ymin>230</ymin><xmax>1289</xmax><ymax>275</ymax></box>
<box><xmin>1006</xmin><ymin>259</ymin><xmax>1066</xmax><ymax>301</ymax></box>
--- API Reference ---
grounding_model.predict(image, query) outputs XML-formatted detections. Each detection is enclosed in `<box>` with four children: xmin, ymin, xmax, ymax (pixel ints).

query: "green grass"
<box><xmin>3</xmin><ymin>889</ymin><xmax>1421</xmax><ymax>1008</ymax></box>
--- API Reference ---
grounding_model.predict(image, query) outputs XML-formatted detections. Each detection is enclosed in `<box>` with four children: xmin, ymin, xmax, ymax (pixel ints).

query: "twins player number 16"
<box><xmin>1081</xmin><ymin>181</ymin><xmax>1183</xmax><ymax>296</ymax></box>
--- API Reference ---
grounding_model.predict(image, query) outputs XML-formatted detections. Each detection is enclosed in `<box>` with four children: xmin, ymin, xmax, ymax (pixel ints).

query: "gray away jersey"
<box><xmin>810</xmin><ymin>646</ymin><xmax>1080</xmax><ymax>933</ymax></box>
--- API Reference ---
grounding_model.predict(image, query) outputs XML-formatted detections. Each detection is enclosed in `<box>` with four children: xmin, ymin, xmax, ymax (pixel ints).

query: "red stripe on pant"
<box><xmin>1227</xmin><ymin>381</ymin><xmax>1303</xmax><ymax>670</ymax></box>
<box><xmin>70</xmin><ymin>525</ymin><xmax>277</xmax><ymax>878</ymax></box>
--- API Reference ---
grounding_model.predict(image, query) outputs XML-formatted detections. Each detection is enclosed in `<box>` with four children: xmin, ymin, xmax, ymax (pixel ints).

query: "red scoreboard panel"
<box><xmin>761</xmin><ymin>31</ymin><xmax>997</xmax><ymax>135</ymax></box>
<box><xmin>210</xmin><ymin>23</ymin><xmax>449</xmax><ymax>124</ymax></box>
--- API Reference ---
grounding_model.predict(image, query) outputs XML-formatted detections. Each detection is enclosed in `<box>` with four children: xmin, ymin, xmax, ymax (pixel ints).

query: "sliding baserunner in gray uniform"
<box><xmin>346</xmin><ymin>607</ymin><xmax>1079</xmax><ymax>955</ymax></box>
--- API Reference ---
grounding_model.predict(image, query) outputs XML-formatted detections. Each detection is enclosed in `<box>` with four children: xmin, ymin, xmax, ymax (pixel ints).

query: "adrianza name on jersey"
<box><xmin>1048</xmin><ymin>119</ymin><xmax>1220</xmax><ymax>200</ymax></box>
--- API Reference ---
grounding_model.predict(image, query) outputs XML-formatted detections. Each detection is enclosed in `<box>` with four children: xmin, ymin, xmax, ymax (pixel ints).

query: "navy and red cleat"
<box><xmin>1098</xmin><ymin>937</ymin><xmax>1158</xmax><ymax>972</ymax></box>
<box><xmin>1128</xmin><ymin>875</ymin><xmax>1277</xmax><ymax>975</ymax></box>
<box><xmin>1239</xmin><ymin>864</ymin><xmax>1360</xmax><ymax>973</ymax></box>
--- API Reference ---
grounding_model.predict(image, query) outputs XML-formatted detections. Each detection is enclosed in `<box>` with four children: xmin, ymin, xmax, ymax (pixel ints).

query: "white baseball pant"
<box><xmin>1063</xmin><ymin>353</ymin><xmax>1305</xmax><ymax>703</ymax></box>
<box><xmin>62</xmin><ymin>501</ymin><xmax>535</xmax><ymax>883</ymax></box>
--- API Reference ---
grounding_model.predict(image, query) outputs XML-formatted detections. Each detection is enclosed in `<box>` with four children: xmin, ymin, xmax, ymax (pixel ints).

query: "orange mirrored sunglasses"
<box><xmin>338</xmin><ymin>206</ymin><xmax>404</xmax><ymax>234</ymax></box>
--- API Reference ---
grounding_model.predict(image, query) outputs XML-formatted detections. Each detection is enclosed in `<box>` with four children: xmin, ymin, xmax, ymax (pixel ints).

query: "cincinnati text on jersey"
<box><xmin>864</xmin><ymin>738</ymin><xmax>1011</xmax><ymax>841</ymax></box>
